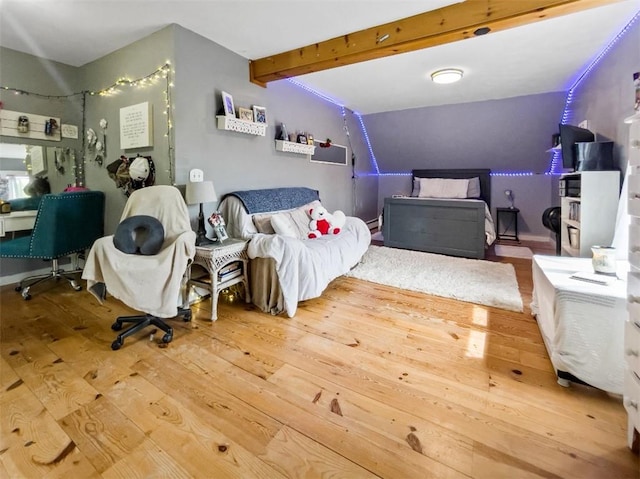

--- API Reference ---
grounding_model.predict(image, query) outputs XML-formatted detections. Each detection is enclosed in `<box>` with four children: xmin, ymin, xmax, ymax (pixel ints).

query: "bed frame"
<box><xmin>382</xmin><ymin>169</ymin><xmax>491</xmax><ymax>259</ymax></box>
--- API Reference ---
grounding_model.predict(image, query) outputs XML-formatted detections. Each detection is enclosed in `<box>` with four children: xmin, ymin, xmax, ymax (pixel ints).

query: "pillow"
<box><xmin>467</xmin><ymin>177</ymin><xmax>481</xmax><ymax>198</ymax></box>
<box><xmin>418</xmin><ymin>178</ymin><xmax>469</xmax><ymax>199</ymax></box>
<box><xmin>113</xmin><ymin>215</ymin><xmax>164</xmax><ymax>255</ymax></box>
<box><xmin>270</xmin><ymin>203</ymin><xmax>316</xmax><ymax>239</ymax></box>
<box><xmin>253</xmin><ymin>213</ymin><xmax>275</xmax><ymax>234</ymax></box>
<box><xmin>410</xmin><ymin>178</ymin><xmax>420</xmax><ymax>197</ymax></box>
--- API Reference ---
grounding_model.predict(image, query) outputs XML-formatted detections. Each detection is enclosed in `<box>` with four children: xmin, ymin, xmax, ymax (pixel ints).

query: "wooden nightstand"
<box><xmin>189</xmin><ymin>238</ymin><xmax>250</xmax><ymax>321</ymax></box>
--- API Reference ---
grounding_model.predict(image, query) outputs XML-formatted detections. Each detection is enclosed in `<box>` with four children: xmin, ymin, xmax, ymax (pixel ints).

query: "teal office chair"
<box><xmin>0</xmin><ymin>190</ymin><xmax>105</xmax><ymax>300</ymax></box>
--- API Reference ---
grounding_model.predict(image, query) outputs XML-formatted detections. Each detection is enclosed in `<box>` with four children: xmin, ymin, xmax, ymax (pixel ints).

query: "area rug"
<box><xmin>346</xmin><ymin>246</ymin><xmax>523</xmax><ymax>312</ymax></box>
<box><xmin>494</xmin><ymin>245</ymin><xmax>534</xmax><ymax>259</ymax></box>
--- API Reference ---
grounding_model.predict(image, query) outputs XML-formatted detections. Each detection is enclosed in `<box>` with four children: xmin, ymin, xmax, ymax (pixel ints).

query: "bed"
<box><xmin>382</xmin><ymin>169</ymin><xmax>495</xmax><ymax>259</ymax></box>
<box><xmin>530</xmin><ymin>254</ymin><xmax>628</xmax><ymax>394</ymax></box>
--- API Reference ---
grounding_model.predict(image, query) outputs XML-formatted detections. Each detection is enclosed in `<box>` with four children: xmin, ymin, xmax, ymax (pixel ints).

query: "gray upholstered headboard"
<box><xmin>412</xmin><ymin>169</ymin><xmax>491</xmax><ymax>208</ymax></box>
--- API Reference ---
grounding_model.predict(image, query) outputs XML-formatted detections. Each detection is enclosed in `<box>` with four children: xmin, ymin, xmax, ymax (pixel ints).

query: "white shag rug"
<box><xmin>346</xmin><ymin>246</ymin><xmax>524</xmax><ymax>312</ymax></box>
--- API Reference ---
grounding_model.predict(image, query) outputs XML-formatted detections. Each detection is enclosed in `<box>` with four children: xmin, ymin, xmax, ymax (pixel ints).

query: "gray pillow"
<box><xmin>411</xmin><ymin>178</ymin><xmax>420</xmax><ymax>197</ymax></box>
<box><xmin>467</xmin><ymin>177</ymin><xmax>481</xmax><ymax>198</ymax></box>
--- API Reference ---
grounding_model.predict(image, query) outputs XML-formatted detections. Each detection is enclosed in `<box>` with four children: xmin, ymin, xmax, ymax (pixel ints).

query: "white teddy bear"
<box><xmin>308</xmin><ymin>205</ymin><xmax>346</xmax><ymax>239</ymax></box>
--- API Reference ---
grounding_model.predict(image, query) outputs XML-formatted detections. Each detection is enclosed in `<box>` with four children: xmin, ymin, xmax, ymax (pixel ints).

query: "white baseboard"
<box><xmin>518</xmin><ymin>234</ymin><xmax>554</xmax><ymax>243</ymax></box>
<box><xmin>1</xmin><ymin>266</ymin><xmax>52</xmax><ymax>287</ymax></box>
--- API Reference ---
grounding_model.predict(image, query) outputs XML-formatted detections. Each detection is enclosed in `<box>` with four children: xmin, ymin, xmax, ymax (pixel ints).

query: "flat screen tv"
<box><xmin>559</xmin><ymin>123</ymin><xmax>595</xmax><ymax>170</ymax></box>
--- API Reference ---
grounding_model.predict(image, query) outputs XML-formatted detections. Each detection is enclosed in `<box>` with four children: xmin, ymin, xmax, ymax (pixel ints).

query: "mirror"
<box><xmin>0</xmin><ymin>143</ymin><xmax>79</xmax><ymax>200</ymax></box>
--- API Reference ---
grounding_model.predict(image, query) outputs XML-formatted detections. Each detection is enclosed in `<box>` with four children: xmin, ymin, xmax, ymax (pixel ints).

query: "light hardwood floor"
<box><xmin>1</xmin><ymin>242</ymin><xmax>638</xmax><ymax>478</ymax></box>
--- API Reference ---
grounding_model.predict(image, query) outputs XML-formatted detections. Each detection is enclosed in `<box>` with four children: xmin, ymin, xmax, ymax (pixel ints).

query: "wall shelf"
<box><xmin>216</xmin><ymin>115</ymin><xmax>266</xmax><ymax>136</ymax></box>
<box><xmin>275</xmin><ymin>140</ymin><xmax>315</xmax><ymax>155</ymax></box>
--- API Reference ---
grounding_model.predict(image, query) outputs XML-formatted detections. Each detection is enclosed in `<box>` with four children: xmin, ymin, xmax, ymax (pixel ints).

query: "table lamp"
<box><xmin>185</xmin><ymin>179</ymin><xmax>218</xmax><ymax>245</ymax></box>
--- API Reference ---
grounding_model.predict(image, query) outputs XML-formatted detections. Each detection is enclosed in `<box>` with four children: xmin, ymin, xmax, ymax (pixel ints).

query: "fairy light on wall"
<box><xmin>1</xmin><ymin>62</ymin><xmax>176</xmax><ymax>184</ymax></box>
<box><xmin>547</xmin><ymin>10</ymin><xmax>640</xmax><ymax>175</ymax></box>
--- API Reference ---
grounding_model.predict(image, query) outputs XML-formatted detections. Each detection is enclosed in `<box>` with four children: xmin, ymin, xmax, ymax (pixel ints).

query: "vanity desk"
<box><xmin>0</xmin><ymin>210</ymin><xmax>37</xmax><ymax>238</ymax></box>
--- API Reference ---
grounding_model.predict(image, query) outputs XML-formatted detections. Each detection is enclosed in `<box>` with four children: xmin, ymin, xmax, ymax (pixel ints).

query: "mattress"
<box><xmin>530</xmin><ymin>255</ymin><xmax>628</xmax><ymax>394</ymax></box>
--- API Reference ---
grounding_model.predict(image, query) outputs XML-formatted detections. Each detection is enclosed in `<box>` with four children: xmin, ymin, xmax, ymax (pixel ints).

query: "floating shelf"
<box><xmin>275</xmin><ymin>140</ymin><xmax>315</xmax><ymax>155</ymax></box>
<box><xmin>624</xmin><ymin>112</ymin><xmax>640</xmax><ymax>124</ymax></box>
<box><xmin>216</xmin><ymin>115</ymin><xmax>266</xmax><ymax>136</ymax></box>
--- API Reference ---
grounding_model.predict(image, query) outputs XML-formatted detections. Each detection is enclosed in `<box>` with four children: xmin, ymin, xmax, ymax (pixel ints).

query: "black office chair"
<box><xmin>542</xmin><ymin>206</ymin><xmax>561</xmax><ymax>255</ymax></box>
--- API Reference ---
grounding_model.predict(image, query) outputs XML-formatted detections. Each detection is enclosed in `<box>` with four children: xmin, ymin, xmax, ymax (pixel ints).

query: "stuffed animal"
<box><xmin>308</xmin><ymin>205</ymin><xmax>346</xmax><ymax>239</ymax></box>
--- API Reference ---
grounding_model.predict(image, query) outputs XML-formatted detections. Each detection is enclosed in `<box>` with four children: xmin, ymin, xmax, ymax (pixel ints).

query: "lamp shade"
<box><xmin>185</xmin><ymin>180</ymin><xmax>217</xmax><ymax>205</ymax></box>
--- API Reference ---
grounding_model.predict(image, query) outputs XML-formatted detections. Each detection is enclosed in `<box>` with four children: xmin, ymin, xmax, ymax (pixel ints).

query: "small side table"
<box><xmin>496</xmin><ymin>207</ymin><xmax>520</xmax><ymax>242</ymax></box>
<box><xmin>189</xmin><ymin>238</ymin><xmax>251</xmax><ymax>321</ymax></box>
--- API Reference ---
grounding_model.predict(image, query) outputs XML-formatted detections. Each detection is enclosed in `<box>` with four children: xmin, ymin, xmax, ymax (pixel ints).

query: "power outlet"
<box><xmin>189</xmin><ymin>168</ymin><xmax>204</xmax><ymax>182</ymax></box>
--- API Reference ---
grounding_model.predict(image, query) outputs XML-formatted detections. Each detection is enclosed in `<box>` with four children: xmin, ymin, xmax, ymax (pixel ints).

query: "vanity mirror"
<box><xmin>0</xmin><ymin>142</ymin><xmax>79</xmax><ymax>200</ymax></box>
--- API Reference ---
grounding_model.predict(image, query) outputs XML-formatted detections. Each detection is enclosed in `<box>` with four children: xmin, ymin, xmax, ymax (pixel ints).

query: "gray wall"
<box><xmin>0</xmin><ymin>47</ymin><xmax>83</xmax><ymax>278</ymax></box>
<box><xmin>566</xmin><ymin>18</ymin><xmax>640</xmax><ymax>173</ymax></box>
<box><xmin>363</xmin><ymin>92</ymin><xmax>567</xmax><ymax>238</ymax></box>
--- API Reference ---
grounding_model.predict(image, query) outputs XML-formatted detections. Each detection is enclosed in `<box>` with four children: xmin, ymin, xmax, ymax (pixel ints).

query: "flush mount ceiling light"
<box><xmin>431</xmin><ymin>68</ymin><xmax>463</xmax><ymax>84</ymax></box>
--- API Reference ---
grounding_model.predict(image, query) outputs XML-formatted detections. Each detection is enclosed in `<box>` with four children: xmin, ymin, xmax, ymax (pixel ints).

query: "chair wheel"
<box><xmin>162</xmin><ymin>333</ymin><xmax>173</xmax><ymax>344</ymax></box>
<box><xmin>111</xmin><ymin>340</ymin><xmax>122</xmax><ymax>350</ymax></box>
<box><xmin>183</xmin><ymin>310</ymin><xmax>192</xmax><ymax>322</ymax></box>
<box><xmin>111</xmin><ymin>322</ymin><xmax>123</xmax><ymax>331</ymax></box>
<box><xmin>23</xmin><ymin>294</ymin><xmax>32</xmax><ymax>301</ymax></box>
<box><xmin>14</xmin><ymin>286</ymin><xmax>22</xmax><ymax>292</ymax></box>
<box><xmin>71</xmin><ymin>280</ymin><xmax>82</xmax><ymax>291</ymax></box>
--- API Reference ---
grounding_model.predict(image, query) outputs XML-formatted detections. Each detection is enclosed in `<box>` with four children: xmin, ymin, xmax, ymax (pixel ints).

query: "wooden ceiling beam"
<box><xmin>249</xmin><ymin>0</ymin><xmax>623</xmax><ymax>86</ymax></box>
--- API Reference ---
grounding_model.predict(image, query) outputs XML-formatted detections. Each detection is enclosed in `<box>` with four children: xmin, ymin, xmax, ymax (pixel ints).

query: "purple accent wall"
<box><xmin>363</xmin><ymin>92</ymin><xmax>566</xmax><ymax>174</ymax></box>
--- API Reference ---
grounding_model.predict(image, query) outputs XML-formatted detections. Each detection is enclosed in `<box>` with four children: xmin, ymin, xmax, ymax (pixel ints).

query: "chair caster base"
<box><xmin>111</xmin><ymin>321</ymin><xmax>123</xmax><ymax>331</ymax></box>
<box><xmin>111</xmin><ymin>340</ymin><xmax>123</xmax><ymax>350</ymax></box>
<box><xmin>162</xmin><ymin>333</ymin><xmax>173</xmax><ymax>344</ymax></box>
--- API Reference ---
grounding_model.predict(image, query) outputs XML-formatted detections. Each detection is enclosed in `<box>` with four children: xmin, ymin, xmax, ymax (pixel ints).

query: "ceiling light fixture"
<box><xmin>431</xmin><ymin>68</ymin><xmax>463</xmax><ymax>84</ymax></box>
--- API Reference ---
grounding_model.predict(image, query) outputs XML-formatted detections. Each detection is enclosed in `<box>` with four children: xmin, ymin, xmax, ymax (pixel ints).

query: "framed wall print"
<box><xmin>238</xmin><ymin>107</ymin><xmax>254</xmax><ymax>122</ymax></box>
<box><xmin>252</xmin><ymin>105</ymin><xmax>267</xmax><ymax>123</ymax></box>
<box><xmin>213</xmin><ymin>225</ymin><xmax>229</xmax><ymax>242</ymax></box>
<box><xmin>222</xmin><ymin>91</ymin><xmax>235</xmax><ymax>117</ymax></box>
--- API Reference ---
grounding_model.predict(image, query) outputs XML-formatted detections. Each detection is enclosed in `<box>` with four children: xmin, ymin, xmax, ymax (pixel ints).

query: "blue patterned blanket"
<box><xmin>224</xmin><ymin>187</ymin><xmax>320</xmax><ymax>214</ymax></box>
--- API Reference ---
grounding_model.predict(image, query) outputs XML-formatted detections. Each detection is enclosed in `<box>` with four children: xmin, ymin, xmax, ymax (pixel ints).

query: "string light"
<box><xmin>1</xmin><ymin>62</ymin><xmax>176</xmax><ymax>184</ymax></box>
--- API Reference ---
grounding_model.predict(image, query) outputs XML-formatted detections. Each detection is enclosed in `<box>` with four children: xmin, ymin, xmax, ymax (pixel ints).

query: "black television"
<box><xmin>559</xmin><ymin>123</ymin><xmax>595</xmax><ymax>170</ymax></box>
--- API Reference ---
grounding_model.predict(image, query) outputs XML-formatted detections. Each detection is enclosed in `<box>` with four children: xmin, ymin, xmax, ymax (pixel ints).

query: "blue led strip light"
<box><xmin>548</xmin><ymin>10</ymin><xmax>640</xmax><ymax>174</ymax></box>
<box><xmin>287</xmin><ymin>78</ymin><xmax>381</xmax><ymax>174</ymax></box>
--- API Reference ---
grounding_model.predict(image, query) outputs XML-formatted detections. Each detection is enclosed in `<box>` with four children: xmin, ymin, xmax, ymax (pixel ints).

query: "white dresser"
<box><xmin>625</xmin><ymin>112</ymin><xmax>640</xmax><ymax>453</ymax></box>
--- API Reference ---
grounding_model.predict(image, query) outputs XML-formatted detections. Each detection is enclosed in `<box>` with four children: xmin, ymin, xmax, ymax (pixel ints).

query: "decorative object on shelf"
<box><xmin>238</xmin><ymin>107</ymin><xmax>253</xmax><ymax>121</ymax></box>
<box><xmin>307</xmin><ymin>133</ymin><xmax>314</xmax><ymax>145</ymax></box>
<box><xmin>277</xmin><ymin>123</ymin><xmax>288</xmax><ymax>141</ymax></box>
<box><xmin>319</xmin><ymin>138</ymin><xmax>332</xmax><ymax>148</ymax></box>
<box><xmin>252</xmin><ymin>105</ymin><xmax>267</xmax><ymax>123</ymax></box>
<box><xmin>591</xmin><ymin>246</ymin><xmax>617</xmax><ymax>276</ymax></box>
<box><xmin>44</xmin><ymin>118</ymin><xmax>58</xmax><ymax>136</ymax></box>
<box><xmin>186</xmin><ymin>174</ymin><xmax>218</xmax><ymax>246</ymax></box>
<box><xmin>17</xmin><ymin>115</ymin><xmax>29</xmax><ymax>133</ymax></box>
<box><xmin>222</xmin><ymin>91</ymin><xmax>235</xmax><ymax>117</ymax></box>
<box><xmin>99</xmin><ymin>118</ymin><xmax>108</xmax><ymax>159</ymax></box>
<box><xmin>504</xmin><ymin>189</ymin><xmax>515</xmax><ymax>209</ymax></box>
<box><xmin>297</xmin><ymin>132</ymin><xmax>307</xmax><ymax>144</ymax></box>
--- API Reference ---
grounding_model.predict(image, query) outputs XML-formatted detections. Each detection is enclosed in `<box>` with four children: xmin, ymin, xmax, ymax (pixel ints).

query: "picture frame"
<box><xmin>221</xmin><ymin>91</ymin><xmax>235</xmax><ymax>117</ymax></box>
<box><xmin>238</xmin><ymin>107</ymin><xmax>254</xmax><ymax>122</ymax></box>
<box><xmin>213</xmin><ymin>225</ymin><xmax>229</xmax><ymax>242</ymax></box>
<box><xmin>252</xmin><ymin>105</ymin><xmax>267</xmax><ymax>124</ymax></box>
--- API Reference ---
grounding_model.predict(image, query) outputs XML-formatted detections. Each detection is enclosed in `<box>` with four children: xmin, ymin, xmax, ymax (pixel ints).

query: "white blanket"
<box><xmin>530</xmin><ymin>255</ymin><xmax>628</xmax><ymax>393</ymax></box>
<box><xmin>82</xmin><ymin>186</ymin><xmax>196</xmax><ymax>318</ymax></box>
<box><xmin>220</xmin><ymin>196</ymin><xmax>371</xmax><ymax>317</ymax></box>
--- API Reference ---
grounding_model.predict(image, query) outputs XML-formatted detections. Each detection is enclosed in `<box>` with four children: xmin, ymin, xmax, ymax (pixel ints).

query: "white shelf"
<box><xmin>275</xmin><ymin>140</ymin><xmax>315</xmax><ymax>155</ymax></box>
<box><xmin>216</xmin><ymin>115</ymin><xmax>266</xmax><ymax>136</ymax></box>
<box><xmin>624</xmin><ymin>112</ymin><xmax>640</xmax><ymax>124</ymax></box>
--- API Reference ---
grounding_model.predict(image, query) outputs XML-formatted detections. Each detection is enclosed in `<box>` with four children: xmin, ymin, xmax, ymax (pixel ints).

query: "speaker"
<box><xmin>575</xmin><ymin>141</ymin><xmax>614</xmax><ymax>171</ymax></box>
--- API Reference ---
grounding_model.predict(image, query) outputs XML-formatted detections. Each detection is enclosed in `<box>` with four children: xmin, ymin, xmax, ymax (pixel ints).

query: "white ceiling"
<box><xmin>1</xmin><ymin>0</ymin><xmax>638</xmax><ymax>114</ymax></box>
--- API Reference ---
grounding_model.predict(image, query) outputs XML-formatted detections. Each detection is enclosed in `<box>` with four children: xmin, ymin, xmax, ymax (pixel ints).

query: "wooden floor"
<box><xmin>1</xmin><ymin>240</ymin><xmax>638</xmax><ymax>478</ymax></box>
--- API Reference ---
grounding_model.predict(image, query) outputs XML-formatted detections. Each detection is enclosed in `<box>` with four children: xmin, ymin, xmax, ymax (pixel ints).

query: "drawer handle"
<box><xmin>627</xmin><ymin>348</ymin><xmax>640</xmax><ymax>357</ymax></box>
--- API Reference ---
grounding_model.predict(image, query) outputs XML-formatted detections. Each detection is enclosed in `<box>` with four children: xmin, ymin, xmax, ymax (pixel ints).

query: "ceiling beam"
<box><xmin>249</xmin><ymin>0</ymin><xmax>623</xmax><ymax>86</ymax></box>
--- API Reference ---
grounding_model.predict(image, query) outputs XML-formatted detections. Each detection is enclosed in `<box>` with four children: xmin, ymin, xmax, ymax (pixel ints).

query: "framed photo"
<box><xmin>252</xmin><ymin>105</ymin><xmax>267</xmax><ymax>124</ymax></box>
<box><xmin>222</xmin><ymin>91</ymin><xmax>235</xmax><ymax>117</ymax></box>
<box><xmin>238</xmin><ymin>107</ymin><xmax>253</xmax><ymax>122</ymax></box>
<box><xmin>213</xmin><ymin>225</ymin><xmax>229</xmax><ymax>242</ymax></box>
